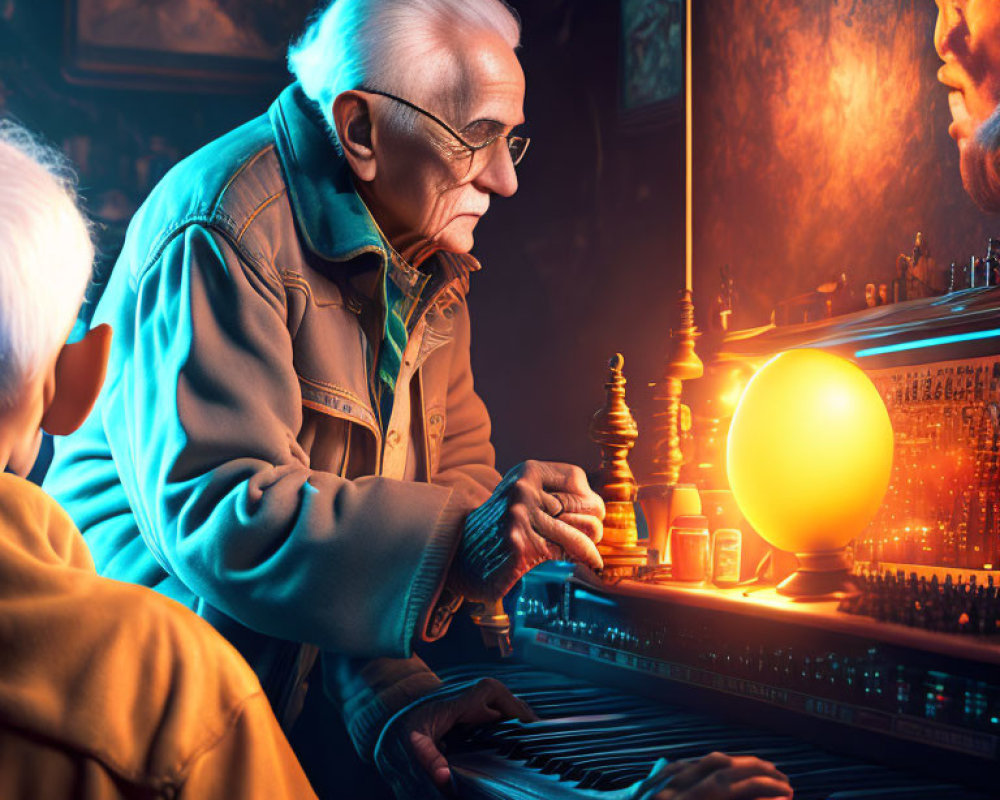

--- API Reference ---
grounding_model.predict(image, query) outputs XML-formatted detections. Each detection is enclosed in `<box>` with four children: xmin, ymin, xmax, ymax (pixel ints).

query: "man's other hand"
<box><xmin>377</xmin><ymin>678</ymin><xmax>537</xmax><ymax>797</ymax></box>
<box><xmin>635</xmin><ymin>753</ymin><xmax>793</xmax><ymax>800</ymax></box>
<box><xmin>448</xmin><ymin>460</ymin><xmax>605</xmax><ymax>602</ymax></box>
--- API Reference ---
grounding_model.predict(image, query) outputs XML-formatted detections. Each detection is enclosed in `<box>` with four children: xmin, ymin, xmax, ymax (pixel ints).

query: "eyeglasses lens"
<box><xmin>507</xmin><ymin>136</ymin><xmax>530</xmax><ymax>166</ymax></box>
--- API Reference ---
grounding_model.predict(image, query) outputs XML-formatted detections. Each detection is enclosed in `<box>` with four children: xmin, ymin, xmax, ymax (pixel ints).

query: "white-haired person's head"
<box><xmin>0</xmin><ymin>122</ymin><xmax>93</xmax><ymax>407</ymax></box>
<box><xmin>288</xmin><ymin>0</ymin><xmax>521</xmax><ymax>151</ymax></box>
<box><xmin>0</xmin><ymin>121</ymin><xmax>111</xmax><ymax>476</ymax></box>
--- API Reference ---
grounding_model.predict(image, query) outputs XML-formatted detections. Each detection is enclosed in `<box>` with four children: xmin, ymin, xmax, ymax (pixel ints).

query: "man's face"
<box><xmin>364</xmin><ymin>31</ymin><xmax>525</xmax><ymax>261</ymax></box>
<box><xmin>935</xmin><ymin>0</ymin><xmax>1000</xmax><ymax>204</ymax></box>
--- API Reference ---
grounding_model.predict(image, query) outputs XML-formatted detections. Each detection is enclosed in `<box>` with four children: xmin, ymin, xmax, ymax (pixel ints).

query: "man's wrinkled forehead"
<box><xmin>421</xmin><ymin>31</ymin><xmax>525</xmax><ymax>126</ymax></box>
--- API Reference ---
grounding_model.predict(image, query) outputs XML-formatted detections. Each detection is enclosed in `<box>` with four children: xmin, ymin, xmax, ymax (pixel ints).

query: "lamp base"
<box><xmin>777</xmin><ymin>549</ymin><xmax>862</xmax><ymax>602</ymax></box>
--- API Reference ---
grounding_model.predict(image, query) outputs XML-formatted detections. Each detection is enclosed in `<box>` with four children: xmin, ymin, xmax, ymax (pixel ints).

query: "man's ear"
<box><xmin>41</xmin><ymin>324</ymin><xmax>112</xmax><ymax>436</ymax></box>
<box><xmin>333</xmin><ymin>91</ymin><xmax>377</xmax><ymax>182</ymax></box>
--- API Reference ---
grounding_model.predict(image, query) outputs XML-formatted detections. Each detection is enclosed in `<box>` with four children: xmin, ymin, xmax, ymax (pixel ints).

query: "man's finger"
<box><xmin>460</xmin><ymin>678</ymin><xmax>539</xmax><ymax>724</ymax></box>
<box><xmin>665</xmin><ymin>755</ymin><xmax>790</xmax><ymax>799</ymax></box>
<box><xmin>694</xmin><ymin>760</ymin><xmax>790</xmax><ymax>796</ymax></box>
<box><xmin>660</xmin><ymin>752</ymin><xmax>734</xmax><ymax>792</ymax></box>
<box><xmin>533</xmin><ymin>462</ymin><xmax>602</xmax><ymax>501</ymax></box>
<box><xmin>682</xmin><ymin>775</ymin><xmax>793</xmax><ymax>800</ymax></box>
<box><xmin>530</xmin><ymin>511</ymin><xmax>604</xmax><ymax>570</ymax></box>
<box><xmin>408</xmin><ymin>730</ymin><xmax>452</xmax><ymax>788</ymax></box>
<box><xmin>553</xmin><ymin>511</ymin><xmax>603</xmax><ymax>543</ymax></box>
<box><xmin>546</xmin><ymin>490</ymin><xmax>606</xmax><ymax>522</ymax></box>
<box><xmin>714</xmin><ymin>757</ymin><xmax>787</xmax><ymax>784</ymax></box>
<box><xmin>724</xmin><ymin>777</ymin><xmax>793</xmax><ymax>800</ymax></box>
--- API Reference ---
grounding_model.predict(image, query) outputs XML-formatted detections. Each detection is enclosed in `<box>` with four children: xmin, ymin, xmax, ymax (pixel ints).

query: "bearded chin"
<box><xmin>961</xmin><ymin>103</ymin><xmax>1000</xmax><ymax>213</ymax></box>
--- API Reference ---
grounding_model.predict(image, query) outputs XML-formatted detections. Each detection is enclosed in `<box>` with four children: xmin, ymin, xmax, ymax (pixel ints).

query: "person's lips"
<box><xmin>938</xmin><ymin>63</ymin><xmax>963</xmax><ymax>91</ymax></box>
<box><xmin>948</xmin><ymin>90</ymin><xmax>974</xmax><ymax>142</ymax></box>
<box><xmin>938</xmin><ymin>64</ymin><xmax>972</xmax><ymax>141</ymax></box>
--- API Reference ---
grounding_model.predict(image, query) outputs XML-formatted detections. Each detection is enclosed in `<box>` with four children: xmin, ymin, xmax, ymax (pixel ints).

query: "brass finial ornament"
<box><xmin>589</xmin><ymin>354</ymin><xmax>646</xmax><ymax>576</ymax></box>
<box><xmin>648</xmin><ymin>289</ymin><xmax>704</xmax><ymax>485</ymax></box>
<box><xmin>637</xmin><ymin>291</ymin><xmax>704</xmax><ymax>566</ymax></box>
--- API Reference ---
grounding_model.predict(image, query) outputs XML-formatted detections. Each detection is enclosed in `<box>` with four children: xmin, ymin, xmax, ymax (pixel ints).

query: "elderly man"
<box><xmin>45</xmin><ymin>1</ymin><xmax>793</xmax><ymax>798</ymax></box>
<box><xmin>45</xmin><ymin>0</ymin><xmax>601</xmax><ymax>788</ymax></box>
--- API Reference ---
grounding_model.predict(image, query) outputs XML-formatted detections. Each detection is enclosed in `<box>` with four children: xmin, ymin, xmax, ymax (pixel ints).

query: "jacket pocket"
<box><xmin>299</xmin><ymin>407</ymin><xmax>353</xmax><ymax>475</ymax></box>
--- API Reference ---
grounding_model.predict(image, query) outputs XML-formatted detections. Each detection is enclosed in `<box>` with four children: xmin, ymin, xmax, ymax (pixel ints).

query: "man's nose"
<box><xmin>934</xmin><ymin>1</ymin><xmax>968</xmax><ymax>62</ymax></box>
<box><xmin>474</xmin><ymin>143</ymin><xmax>519</xmax><ymax>198</ymax></box>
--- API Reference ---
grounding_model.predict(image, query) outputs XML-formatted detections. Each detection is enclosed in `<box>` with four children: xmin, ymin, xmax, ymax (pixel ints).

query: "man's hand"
<box><xmin>635</xmin><ymin>753</ymin><xmax>793</xmax><ymax>800</ymax></box>
<box><xmin>448</xmin><ymin>460</ymin><xmax>605</xmax><ymax>602</ymax></box>
<box><xmin>375</xmin><ymin>678</ymin><xmax>538</xmax><ymax>797</ymax></box>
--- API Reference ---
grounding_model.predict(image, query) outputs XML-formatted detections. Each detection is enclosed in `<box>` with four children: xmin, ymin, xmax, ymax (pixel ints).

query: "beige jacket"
<box><xmin>0</xmin><ymin>473</ymin><xmax>317</xmax><ymax>799</ymax></box>
<box><xmin>45</xmin><ymin>83</ymin><xmax>503</xmax><ymax>762</ymax></box>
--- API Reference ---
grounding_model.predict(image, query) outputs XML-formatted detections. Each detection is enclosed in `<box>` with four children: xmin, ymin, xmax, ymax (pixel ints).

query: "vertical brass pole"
<box><xmin>638</xmin><ymin>0</ymin><xmax>704</xmax><ymax>557</ymax></box>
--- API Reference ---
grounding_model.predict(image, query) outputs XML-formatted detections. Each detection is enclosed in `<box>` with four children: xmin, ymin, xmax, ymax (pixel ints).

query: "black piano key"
<box><xmin>469</xmin><ymin>711</ymin><xmax>661</xmax><ymax>746</ymax></box>
<box><xmin>589</xmin><ymin>764</ymin><xmax>656</xmax><ymax>791</ymax></box>
<box><xmin>492</xmin><ymin>712</ymin><xmax>707</xmax><ymax>755</ymax></box>
<box><xmin>514</xmin><ymin>717</ymin><xmax>723</xmax><ymax>749</ymax></box>
<box><xmin>515</xmin><ymin>723</ymin><xmax>731</xmax><ymax>764</ymax></box>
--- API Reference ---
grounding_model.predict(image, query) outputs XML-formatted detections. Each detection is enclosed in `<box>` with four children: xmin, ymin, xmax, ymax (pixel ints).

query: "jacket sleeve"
<box><xmin>102</xmin><ymin>223</ymin><xmax>458</xmax><ymax>659</ymax></box>
<box><xmin>322</xmin><ymin>651</ymin><xmax>443</xmax><ymax>763</ymax></box>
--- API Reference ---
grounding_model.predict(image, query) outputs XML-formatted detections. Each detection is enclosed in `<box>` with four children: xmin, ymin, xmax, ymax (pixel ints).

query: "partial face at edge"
<box><xmin>935</xmin><ymin>0</ymin><xmax>1000</xmax><ymax>205</ymax></box>
<box><xmin>364</xmin><ymin>30</ymin><xmax>526</xmax><ymax>260</ymax></box>
<box><xmin>0</xmin><ymin>325</ymin><xmax>111</xmax><ymax>477</ymax></box>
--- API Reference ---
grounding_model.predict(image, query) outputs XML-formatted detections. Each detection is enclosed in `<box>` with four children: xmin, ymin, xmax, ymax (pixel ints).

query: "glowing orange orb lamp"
<box><xmin>726</xmin><ymin>349</ymin><xmax>894</xmax><ymax>600</ymax></box>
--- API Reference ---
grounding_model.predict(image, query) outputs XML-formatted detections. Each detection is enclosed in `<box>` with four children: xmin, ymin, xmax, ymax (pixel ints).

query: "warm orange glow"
<box><xmin>695</xmin><ymin>2</ymin><xmax>974</xmax><ymax>322</ymax></box>
<box><xmin>726</xmin><ymin>349</ymin><xmax>894</xmax><ymax>553</ymax></box>
<box><xmin>717</xmin><ymin>365</ymin><xmax>751</xmax><ymax>415</ymax></box>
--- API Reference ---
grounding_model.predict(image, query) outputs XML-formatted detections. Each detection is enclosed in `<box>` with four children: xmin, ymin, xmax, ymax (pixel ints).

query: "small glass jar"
<box><xmin>712</xmin><ymin>528</ymin><xmax>742</xmax><ymax>586</ymax></box>
<box><xmin>669</xmin><ymin>515</ymin><xmax>711</xmax><ymax>582</ymax></box>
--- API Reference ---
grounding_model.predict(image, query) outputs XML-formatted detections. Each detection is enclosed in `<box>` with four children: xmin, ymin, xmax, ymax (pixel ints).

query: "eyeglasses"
<box><xmin>359</xmin><ymin>87</ymin><xmax>530</xmax><ymax>168</ymax></box>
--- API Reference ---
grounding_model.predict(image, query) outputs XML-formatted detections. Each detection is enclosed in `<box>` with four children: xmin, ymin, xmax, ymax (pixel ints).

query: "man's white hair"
<box><xmin>288</xmin><ymin>0</ymin><xmax>520</xmax><ymax>149</ymax></box>
<box><xmin>0</xmin><ymin>122</ymin><xmax>93</xmax><ymax>407</ymax></box>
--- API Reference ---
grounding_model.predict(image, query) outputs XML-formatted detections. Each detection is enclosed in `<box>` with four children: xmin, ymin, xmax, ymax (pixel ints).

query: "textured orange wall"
<box><xmin>694</xmin><ymin>0</ymin><xmax>999</xmax><ymax>325</ymax></box>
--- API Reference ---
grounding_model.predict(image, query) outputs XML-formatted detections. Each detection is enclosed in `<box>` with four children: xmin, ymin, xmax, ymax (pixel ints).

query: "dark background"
<box><xmin>3</xmin><ymin>0</ymin><xmax>995</xmax><ymax>483</ymax></box>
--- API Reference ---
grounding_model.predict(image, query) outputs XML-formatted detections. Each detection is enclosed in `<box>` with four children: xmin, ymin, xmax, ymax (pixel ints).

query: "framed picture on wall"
<box><xmin>620</xmin><ymin>0</ymin><xmax>684</xmax><ymax>131</ymax></box>
<box><xmin>63</xmin><ymin>0</ymin><xmax>317</xmax><ymax>91</ymax></box>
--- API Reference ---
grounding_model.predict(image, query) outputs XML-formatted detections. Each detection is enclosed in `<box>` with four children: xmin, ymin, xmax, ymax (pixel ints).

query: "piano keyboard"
<box><xmin>441</xmin><ymin>663</ymin><xmax>993</xmax><ymax>800</ymax></box>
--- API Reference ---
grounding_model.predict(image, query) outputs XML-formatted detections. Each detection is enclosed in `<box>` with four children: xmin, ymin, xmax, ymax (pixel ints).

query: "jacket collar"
<box><xmin>269</xmin><ymin>83</ymin><xmax>386</xmax><ymax>265</ymax></box>
<box><xmin>268</xmin><ymin>83</ymin><xmax>481</xmax><ymax>296</ymax></box>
